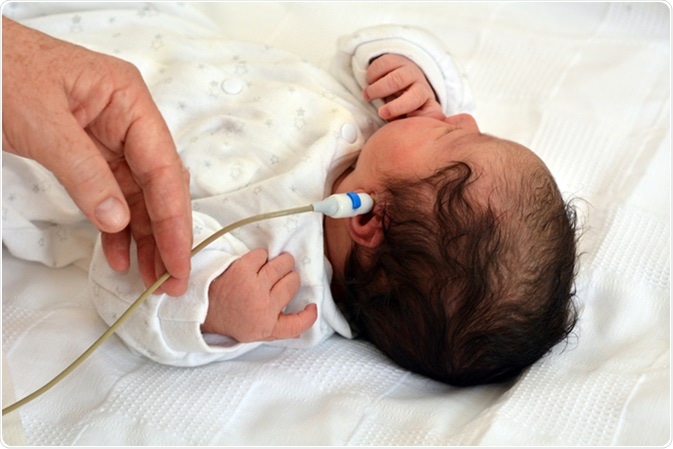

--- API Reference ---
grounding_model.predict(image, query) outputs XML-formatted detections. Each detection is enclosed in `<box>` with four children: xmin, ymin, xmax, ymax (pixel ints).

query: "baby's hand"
<box><xmin>363</xmin><ymin>54</ymin><xmax>444</xmax><ymax>121</ymax></box>
<box><xmin>202</xmin><ymin>249</ymin><xmax>317</xmax><ymax>343</ymax></box>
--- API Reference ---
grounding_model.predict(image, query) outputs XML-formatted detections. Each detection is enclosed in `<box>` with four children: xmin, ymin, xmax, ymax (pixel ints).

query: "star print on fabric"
<box><xmin>295</xmin><ymin>117</ymin><xmax>306</xmax><ymax>129</ymax></box>
<box><xmin>151</xmin><ymin>34</ymin><xmax>164</xmax><ymax>51</ymax></box>
<box><xmin>70</xmin><ymin>15</ymin><xmax>83</xmax><ymax>33</ymax></box>
<box><xmin>230</xmin><ymin>164</ymin><xmax>243</xmax><ymax>180</ymax></box>
<box><xmin>235</xmin><ymin>62</ymin><xmax>248</xmax><ymax>74</ymax></box>
<box><xmin>294</xmin><ymin>108</ymin><xmax>307</xmax><ymax>129</ymax></box>
<box><xmin>208</xmin><ymin>81</ymin><xmax>220</xmax><ymax>98</ymax></box>
<box><xmin>137</xmin><ymin>6</ymin><xmax>158</xmax><ymax>18</ymax></box>
<box><xmin>284</xmin><ymin>216</ymin><xmax>299</xmax><ymax>233</ymax></box>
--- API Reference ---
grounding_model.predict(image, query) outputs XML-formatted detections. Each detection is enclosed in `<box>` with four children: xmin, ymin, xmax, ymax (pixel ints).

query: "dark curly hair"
<box><xmin>335</xmin><ymin>151</ymin><xmax>579</xmax><ymax>386</ymax></box>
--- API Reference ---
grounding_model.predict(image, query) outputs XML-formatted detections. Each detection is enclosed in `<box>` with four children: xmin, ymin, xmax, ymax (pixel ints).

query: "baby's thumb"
<box><xmin>42</xmin><ymin>124</ymin><xmax>130</xmax><ymax>233</ymax></box>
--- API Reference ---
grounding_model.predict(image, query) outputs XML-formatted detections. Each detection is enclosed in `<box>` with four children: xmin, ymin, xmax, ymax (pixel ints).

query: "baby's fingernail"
<box><xmin>94</xmin><ymin>197</ymin><xmax>128</xmax><ymax>231</ymax></box>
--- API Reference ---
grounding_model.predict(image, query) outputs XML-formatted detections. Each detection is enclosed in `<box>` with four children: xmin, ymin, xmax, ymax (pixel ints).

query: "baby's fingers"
<box><xmin>236</xmin><ymin>248</ymin><xmax>270</xmax><ymax>274</ymax></box>
<box><xmin>259</xmin><ymin>252</ymin><xmax>296</xmax><ymax>283</ymax></box>
<box><xmin>270</xmin><ymin>269</ymin><xmax>301</xmax><ymax>310</ymax></box>
<box><xmin>378</xmin><ymin>83</ymin><xmax>432</xmax><ymax>120</ymax></box>
<box><xmin>365</xmin><ymin>54</ymin><xmax>409</xmax><ymax>87</ymax></box>
<box><xmin>363</xmin><ymin>65</ymin><xmax>414</xmax><ymax>103</ymax></box>
<box><xmin>271</xmin><ymin>303</ymin><xmax>318</xmax><ymax>340</ymax></box>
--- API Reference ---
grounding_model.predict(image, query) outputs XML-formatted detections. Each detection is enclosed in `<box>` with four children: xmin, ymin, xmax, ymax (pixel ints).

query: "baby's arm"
<box><xmin>332</xmin><ymin>25</ymin><xmax>475</xmax><ymax>118</ymax></box>
<box><xmin>90</xmin><ymin>211</ymin><xmax>300</xmax><ymax>366</ymax></box>
<box><xmin>203</xmin><ymin>248</ymin><xmax>318</xmax><ymax>343</ymax></box>
<box><xmin>363</xmin><ymin>54</ymin><xmax>443</xmax><ymax>121</ymax></box>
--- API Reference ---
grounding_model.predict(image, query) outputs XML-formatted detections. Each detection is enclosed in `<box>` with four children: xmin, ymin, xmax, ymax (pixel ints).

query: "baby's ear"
<box><xmin>347</xmin><ymin>210</ymin><xmax>384</xmax><ymax>248</ymax></box>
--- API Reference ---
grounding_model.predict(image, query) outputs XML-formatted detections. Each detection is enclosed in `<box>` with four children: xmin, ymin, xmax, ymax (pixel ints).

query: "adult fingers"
<box><xmin>2</xmin><ymin>20</ymin><xmax>131</xmax><ymax>234</ymax></box>
<box><xmin>32</xmin><ymin>113</ymin><xmax>132</xmax><ymax>234</ymax></box>
<box><xmin>101</xmin><ymin>227</ymin><xmax>132</xmax><ymax>272</ymax></box>
<box><xmin>124</xmin><ymin>111</ymin><xmax>193</xmax><ymax>294</ymax></box>
<box><xmin>90</xmin><ymin>63</ymin><xmax>193</xmax><ymax>294</ymax></box>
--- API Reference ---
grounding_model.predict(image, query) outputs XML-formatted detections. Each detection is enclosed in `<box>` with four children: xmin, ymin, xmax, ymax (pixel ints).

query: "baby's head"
<box><xmin>326</xmin><ymin>114</ymin><xmax>579</xmax><ymax>386</ymax></box>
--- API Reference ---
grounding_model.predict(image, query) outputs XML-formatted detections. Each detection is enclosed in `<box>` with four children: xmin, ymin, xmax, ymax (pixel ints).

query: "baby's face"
<box><xmin>332</xmin><ymin>114</ymin><xmax>543</xmax><ymax>206</ymax></box>
<box><xmin>333</xmin><ymin>114</ymin><xmax>480</xmax><ymax>196</ymax></box>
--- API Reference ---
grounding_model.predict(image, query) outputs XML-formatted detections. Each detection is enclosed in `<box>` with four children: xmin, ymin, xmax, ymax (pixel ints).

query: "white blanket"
<box><xmin>2</xmin><ymin>2</ymin><xmax>669</xmax><ymax>446</ymax></box>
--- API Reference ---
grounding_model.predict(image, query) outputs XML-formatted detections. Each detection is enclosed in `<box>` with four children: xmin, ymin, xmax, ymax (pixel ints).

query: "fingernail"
<box><xmin>94</xmin><ymin>197</ymin><xmax>128</xmax><ymax>231</ymax></box>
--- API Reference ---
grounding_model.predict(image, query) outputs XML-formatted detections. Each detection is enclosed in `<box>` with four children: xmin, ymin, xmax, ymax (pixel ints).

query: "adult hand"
<box><xmin>2</xmin><ymin>17</ymin><xmax>192</xmax><ymax>295</ymax></box>
<box><xmin>363</xmin><ymin>54</ymin><xmax>444</xmax><ymax>121</ymax></box>
<box><xmin>203</xmin><ymin>249</ymin><xmax>318</xmax><ymax>342</ymax></box>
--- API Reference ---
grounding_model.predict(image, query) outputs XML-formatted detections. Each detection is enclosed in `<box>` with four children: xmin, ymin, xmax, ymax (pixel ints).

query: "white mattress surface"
<box><xmin>1</xmin><ymin>2</ymin><xmax>670</xmax><ymax>446</ymax></box>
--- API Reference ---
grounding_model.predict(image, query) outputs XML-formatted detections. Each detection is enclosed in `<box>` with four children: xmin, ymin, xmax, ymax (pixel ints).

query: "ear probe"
<box><xmin>312</xmin><ymin>192</ymin><xmax>374</xmax><ymax>218</ymax></box>
<box><xmin>2</xmin><ymin>192</ymin><xmax>374</xmax><ymax>416</ymax></box>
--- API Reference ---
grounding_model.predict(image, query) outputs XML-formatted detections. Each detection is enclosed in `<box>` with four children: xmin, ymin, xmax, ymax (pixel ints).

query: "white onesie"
<box><xmin>1</xmin><ymin>5</ymin><xmax>474</xmax><ymax>366</ymax></box>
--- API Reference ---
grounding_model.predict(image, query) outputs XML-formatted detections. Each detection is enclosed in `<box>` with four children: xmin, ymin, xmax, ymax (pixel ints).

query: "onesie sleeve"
<box><xmin>331</xmin><ymin>24</ymin><xmax>475</xmax><ymax>117</ymax></box>
<box><xmin>88</xmin><ymin>211</ymin><xmax>262</xmax><ymax>367</ymax></box>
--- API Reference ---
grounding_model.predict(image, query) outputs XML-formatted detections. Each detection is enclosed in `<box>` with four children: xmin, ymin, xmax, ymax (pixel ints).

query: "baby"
<box><xmin>89</xmin><ymin>25</ymin><xmax>578</xmax><ymax>386</ymax></box>
<box><xmin>207</xmin><ymin>105</ymin><xmax>579</xmax><ymax>387</ymax></box>
<box><xmin>329</xmin><ymin>114</ymin><xmax>579</xmax><ymax>386</ymax></box>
